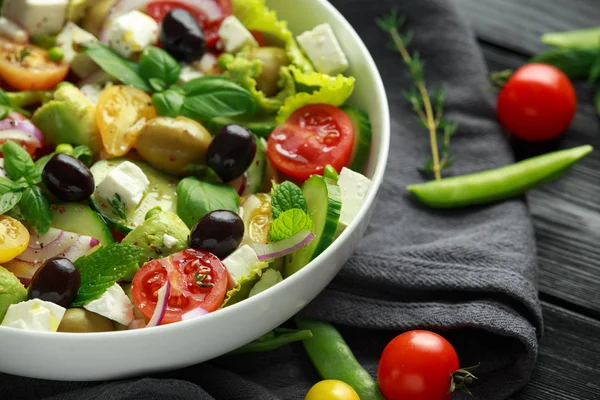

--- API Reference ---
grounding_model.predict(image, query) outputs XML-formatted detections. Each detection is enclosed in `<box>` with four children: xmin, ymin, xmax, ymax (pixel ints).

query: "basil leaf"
<box><xmin>149</xmin><ymin>78</ymin><xmax>167</xmax><ymax>92</ymax></box>
<box><xmin>72</xmin><ymin>145</ymin><xmax>93</xmax><ymax>167</ymax></box>
<box><xmin>271</xmin><ymin>181</ymin><xmax>307</xmax><ymax>219</ymax></box>
<box><xmin>153</xmin><ymin>89</ymin><xmax>184</xmax><ymax>118</ymax></box>
<box><xmin>139</xmin><ymin>46</ymin><xmax>181</xmax><ymax>87</ymax></box>
<box><xmin>181</xmin><ymin>164</ymin><xmax>222</xmax><ymax>184</ymax></box>
<box><xmin>82</xmin><ymin>42</ymin><xmax>150</xmax><ymax>92</ymax></box>
<box><xmin>0</xmin><ymin>177</ymin><xmax>23</xmax><ymax>194</ymax></box>
<box><xmin>19</xmin><ymin>186</ymin><xmax>51</xmax><ymax>234</ymax></box>
<box><xmin>0</xmin><ymin>191</ymin><xmax>22</xmax><ymax>214</ymax></box>
<box><xmin>2</xmin><ymin>140</ymin><xmax>35</xmax><ymax>181</ymax></box>
<box><xmin>595</xmin><ymin>87</ymin><xmax>600</xmax><ymax>116</ymax></box>
<box><xmin>0</xmin><ymin>89</ymin><xmax>12</xmax><ymax>106</ymax></box>
<box><xmin>180</xmin><ymin>77</ymin><xmax>256</xmax><ymax>121</ymax></box>
<box><xmin>176</xmin><ymin>177</ymin><xmax>240</xmax><ymax>228</ymax></box>
<box><xmin>269</xmin><ymin>209</ymin><xmax>312</xmax><ymax>242</ymax></box>
<box><xmin>0</xmin><ymin>105</ymin><xmax>11</xmax><ymax>120</ymax></box>
<box><xmin>33</xmin><ymin>153</ymin><xmax>55</xmax><ymax>180</ymax></box>
<box><xmin>531</xmin><ymin>48</ymin><xmax>599</xmax><ymax>80</ymax></box>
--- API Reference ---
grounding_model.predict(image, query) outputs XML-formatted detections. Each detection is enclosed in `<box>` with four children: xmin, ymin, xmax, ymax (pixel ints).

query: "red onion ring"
<box><xmin>146</xmin><ymin>280</ymin><xmax>171</xmax><ymax>327</ymax></box>
<box><xmin>250</xmin><ymin>230</ymin><xmax>316</xmax><ymax>261</ymax></box>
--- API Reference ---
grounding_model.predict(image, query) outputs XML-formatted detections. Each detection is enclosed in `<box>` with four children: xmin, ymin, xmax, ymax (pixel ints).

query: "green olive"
<box><xmin>247</xmin><ymin>47</ymin><xmax>290</xmax><ymax>97</ymax></box>
<box><xmin>57</xmin><ymin>308</ymin><xmax>114</xmax><ymax>333</ymax></box>
<box><xmin>81</xmin><ymin>0</ymin><xmax>117</xmax><ymax>37</ymax></box>
<box><xmin>135</xmin><ymin>116</ymin><xmax>213</xmax><ymax>175</ymax></box>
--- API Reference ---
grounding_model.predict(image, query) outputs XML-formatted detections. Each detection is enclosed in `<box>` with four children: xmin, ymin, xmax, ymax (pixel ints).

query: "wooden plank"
<box><xmin>510</xmin><ymin>302</ymin><xmax>600</xmax><ymax>399</ymax></box>
<box><xmin>455</xmin><ymin>0</ymin><xmax>600</xmax><ymax>56</ymax></box>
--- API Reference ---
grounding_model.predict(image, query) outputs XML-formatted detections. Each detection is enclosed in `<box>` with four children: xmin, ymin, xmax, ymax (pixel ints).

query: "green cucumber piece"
<box><xmin>89</xmin><ymin>159</ymin><xmax>178</xmax><ymax>233</ymax></box>
<box><xmin>284</xmin><ymin>176</ymin><xmax>341</xmax><ymax>277</ymax></box>
<box><xmin>50</xmin><ymin>203</ymin><xmax>113</xmax><ymax>246</ymax></box>
<box><xmin>206</xmin><ymin>115</ymin><xmax>277</xmax><ymax>138</ymax></box>
<box><xmin>243</xmin><ymin>135</ymin><xmax>267</xmax><ymax>195</ymax></box>
<box><xmin>342</xmin><ymin>106</ymin><xmax>372</xmax><ymax>173</ymax></box>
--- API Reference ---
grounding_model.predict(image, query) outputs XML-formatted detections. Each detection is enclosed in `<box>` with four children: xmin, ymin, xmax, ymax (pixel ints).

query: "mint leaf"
<box><xmin>269</xmin><ymin>209</ymin><xmax>312</xmax><ymax>242</ymax></box>
<box><xmin>0</xmin><ymin>192</ymin><xmax>22</xmax><ymax>214</ymax></box>
<box><xmin>72</xmin><ymin>243</ymin><xmax>142</xmax><ymax>306</ymax></box>
<box><xmin>139</xmin><ymin>46</ymin><xmax>181</xmax><ymax>87</ymax></box>
<box><xmin>19</xmin><ymin>186</ymin><xmax>51</xmax><ymax>234</ymax></box>
<box><xmin>176</xmin><ymin>177</ymin><xmax>240</xmax><ymax>228</ymax></box>
<box><xmin>2</xmin><ymin>140</ymin><xmax>35</xmax><ymax>181</ymax></box>
<box><xmin>271</xmin><ymin>181</ymin><xmax>307</xmax><ymax>219</ymax></box>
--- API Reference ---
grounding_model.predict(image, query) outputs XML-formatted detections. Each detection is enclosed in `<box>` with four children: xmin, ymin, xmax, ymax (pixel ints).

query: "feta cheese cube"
<box><xmin>84</xmin><ymin>283</ymin><xmax>134</xmax><ymax>326</ymax></box>
<box><xmin>223</xmin><ymin>245</ymin><xmax>260</xmax><ymax>289</ymax></box>
<box><xmin>96</xmin><ymin>161</ymin><xmax>150</xmax><ymax>212</ymax></box>
<box><xmin>178</xmin><ymin>64</ymin><xmax>204</xmax><ymax>84</ymax></box>
<box><xmin>297</xmin><ymin>23</ymin><xmax>349</xmax><ymax>75</ymax></box>
<box><xmin>0</xmin><ymin>17</ymin><xmax>28</xmax><ymax>43</ymax></box>
<box><xmin>56</xmin><ymin>22</ymin><xmax>99</xmax><ymax>78</ymax></box>
<box><xmin>163</xmin><ymin>234</ymin><xmax>178</xmax><ymax>249</ymax></box>
<box><xmin>0</xmin><ymin>158</ymin><xmax>7</xmax><ymax>179</ymax></box>
<box><xmin>218</xmin><ymin>15</ymin><xmax>258</xmax><ymax>54</ymax></box>
<box><xmin>1</xmin><ymin>299</ymin><xmax>66</xmax><ymax>332</ymax></box>
<box><xmin>107</xmin><ymin>10</ymin><xmax>159</xmax><ymax>58</ymax></box>
<box><xmin>2</xmin><ymin>0</ymin><xmax>69</xmax><ymax>36</ymax></box>
<box><xmin>79</xmin><ymin>83</ymin><xmax>104</xmax><ymax>105</ymax></box>
<box><xmin>336</xmin><ymin>167</ymin><xmax>371</xmax><ymax>236</ymax></box>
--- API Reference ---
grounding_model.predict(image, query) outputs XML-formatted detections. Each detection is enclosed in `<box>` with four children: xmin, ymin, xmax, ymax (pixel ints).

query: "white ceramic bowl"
<box><xmin>0</xmin><ymin>0</ymin><xmax>390</xmax><ymax>380</ymax></box>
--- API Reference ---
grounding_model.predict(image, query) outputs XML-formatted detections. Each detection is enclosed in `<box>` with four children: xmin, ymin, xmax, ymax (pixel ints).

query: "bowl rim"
<box><xmin>0</xmin><ymin>0</ymin><xmax>390</xmax><ymax>341</ymax></box>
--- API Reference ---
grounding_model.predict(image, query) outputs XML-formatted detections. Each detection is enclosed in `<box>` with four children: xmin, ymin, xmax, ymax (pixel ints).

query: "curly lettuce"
<box><xmin>277</xmin><ymin>67</ymin><xmax>356</xmax><ymax>123</ymax></box>
<box><xmin>221</xmin><ymin>262</ymin><xmax>271</xmax><ymax>307</ymax></box>
<box><xmin>231</xmin><ymin>0</ymin><xmax>313</xmax><ymax>73</ymax></box>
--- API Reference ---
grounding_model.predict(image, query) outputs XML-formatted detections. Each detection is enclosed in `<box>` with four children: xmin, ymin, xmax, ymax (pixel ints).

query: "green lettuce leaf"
<box><xmin>277</xmin><ymin>66</ymin><xmax>355</xmax><ymax>123</ymax></box>
<box><xmin>221</xmin><ymin>261</ymin><xmax>270</xmax><ymax>307</ymax></box>
<box><xmin>231</xmin><ymin>0</ymin><xmax>313</xmax><ymax>73</ymax></box>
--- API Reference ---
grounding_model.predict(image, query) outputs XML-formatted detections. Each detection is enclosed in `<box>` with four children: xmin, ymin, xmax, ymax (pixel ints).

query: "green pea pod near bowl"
<box><xmin>408</xmin><ymin>145</ymin><xmax>593</xmax><ymax>208</ymax></box>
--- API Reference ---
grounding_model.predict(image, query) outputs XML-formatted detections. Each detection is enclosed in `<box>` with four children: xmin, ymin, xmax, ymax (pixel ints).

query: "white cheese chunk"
<box><xmin>162</xmin><ymin>234</ymin><xmax>178</xmax><ymax>249</ymax></box>
<box><xmin>2</xmin><ymin>0</ymin><xmax>69</xmax><ymax>36</ymax></box>
<box><xmin>84</xmin><ymin>283</ymin><xmax>134</xmax><ymax>326</ymax></box>
<box><xmin>178</xmin><ymin>64</ymin><xmax>204</xmax><ymax>84</ymax></box>
<box><xmin>0</xmin><ymin>158</ymin><xmax>7</xmax><ymax>179</ymax></box>
<box><xmin>297</xmin><ymin>23</ymin><xmax>349</xmax><ymax>75</ymax></box>
<box><xmin>0</xmin><ymin>17</ymin><xmax>28</xmax><ymax>43</ymax></box>
<box><xmin>96</xmin><ymin>161</ymin><xmax>150</xmax><ymax>212</ymax></box>
<box><xmin>79</xmin><ymin>83</ymin><xmax>104</xmax><ymax>105</ymax></box>
<box><xmin>1</xmin><ymin>299</ymin><xmax>66</xmax><ymax>332</ymax></box>
<box><xmin>218</xmin><ymin>15</ymin><xmax>258</xmax><ymax>53</ymax></box>
<box><xmin>223</xmin><ymin>245</ymin><xmax>260</xmax><ymax>289</ymax></box>
<box><xmin>56</xmin><ymin>22</ymin><xmax>99</xmax><ymax>78</ymax></box>
<box><xmin>107</xmin><ymin>10</ymin><xmax>159</xmax><ymax>58</ymax></box>
<box><xmin>336</xmin><ymin>167</ymin><xmax>371</xmax><ymax>236</ymax></box>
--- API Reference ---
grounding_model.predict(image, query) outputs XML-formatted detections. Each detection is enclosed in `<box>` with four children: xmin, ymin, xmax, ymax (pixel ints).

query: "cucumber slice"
<box><xmin>89</xmin><ymin>159</ymin><xmax>178</xmax><ymax>233</ymax></box>
<box><xmin>342</xmin><ymin>106</ymin><xmax>372</xmax><ymax>173</ymax></box>
<box><xmin>243</xmin><ymin>135</ymin><xmax>267</xmax><ymax>195</ymax></box>
<box><xmin>50</xmin><ymin>203</ymin><xmax>113</xmax><ymax>246</ymax></box>
<box><xmin>284</xmin><ymin>176</ymin><xmax>341</xmax><ymax>277</ymax></box>
<box><xmin>205</xmin><ymin>116</ymin><xmax>277</xmax><ymax>138</ymax></box>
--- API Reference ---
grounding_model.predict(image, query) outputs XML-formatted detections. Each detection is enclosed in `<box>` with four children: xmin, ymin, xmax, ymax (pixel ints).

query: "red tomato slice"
<box><xmin>146</xmin><ymin>0</ymin><xmax>232</xmax><ymax>48</ymax></box>
<box><xmin>131</xmin><ymin>249</ymin><xmax>228</xmax><ymax>324</ymax></box>
<box><xmin>267</xmin><ymin>104</ymin><xmax>355</xmax><ymax>181</ymax></box>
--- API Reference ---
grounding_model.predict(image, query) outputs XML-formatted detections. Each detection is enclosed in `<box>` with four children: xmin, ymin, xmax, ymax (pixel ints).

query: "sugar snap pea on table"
<box><xmin>408</xmin><ymin>145</ymin><xmax>593</xmax><ymax>208</ymax></box>
<box><xmin>295</xmin><ymin>317</ymin><xmax>386</xmax><ymax>400</ymax></box>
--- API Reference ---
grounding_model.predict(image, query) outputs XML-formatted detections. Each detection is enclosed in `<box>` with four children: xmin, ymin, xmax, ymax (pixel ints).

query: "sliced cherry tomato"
<box><xmin>497</xmin><ymin>63</ymin><xmax>577</xmax><ymax>142</ymax></box>
<box><xmin>251</xmin><ymin>30</ymin><xmax>267</xmax><ymax>47</ymax></box>
<box><xmin>0</xmin><ymin>216</ymin><xmax>30</xmax><ymax>264</ymax></box>
<box><xmin>0</xmin><ymin>38</ymin><xmax>69</xmax><ymax>91</ymax></box>
<box><xmin>131</xmin><ymin>249</ymin><xmax>227</xmax><ymax>324</ymax></box>
<box><xmin>305</xmin><ymin>380</ymin><xmax>360</xmax><ymax>400</ymax></box>
<box><xmin>96</xmin><ymin>85</ymin><xmax>156</xmax><ymax>157</ymax></box>
<box><xmin>146</xmin><ymin>0</ymin><xmax>232</xmax><ymax>48</ymax></box>
<box><xmin>268</xmin><ymin>104</ymin><xmax>354</xmax><ymax>181</ymax></box>
<box><xmin>378</xmin><ymin>330</ymin><xmax>460</xmax><ymax>400</ymax></box>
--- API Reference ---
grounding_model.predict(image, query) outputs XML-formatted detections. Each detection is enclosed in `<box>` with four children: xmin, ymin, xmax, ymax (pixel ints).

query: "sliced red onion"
<box><xmin>128</xmin><ymin>318</ymin><xmax>147</xmax><ymax>330</ymax></box>
<box><xmin>0</xmin><ymin>114</ymin><xmax>44</xmax><ymax>150</ymax></box>
<box><xmin>146</xmin><ymin>280</ymin><xmax>171</xmax><ymax>328</ymax></box>
<box><xmin>250</xmin><ymin>230</ymin><xmax>316</xmax><ymax>261</ymax></box>
<box><xmin>99</xmin><ymin>0</ymin><xmax>224</xmax><ymax>42</ymax></box>
<box><xmin>228</xmin><ymin>174</ymin><xmax>247</xmax><ymax>196</ymax></box>
<box><xmin>182</xmin><ymin>307</ymin><xmax>208</xmax><ymax>321</ymax></box>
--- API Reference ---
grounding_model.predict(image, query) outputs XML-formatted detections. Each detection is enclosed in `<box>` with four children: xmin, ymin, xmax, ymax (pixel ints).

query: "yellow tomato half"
<box><xmin>241</xmin><ymin>193</ymin><xmax>272</xmax><ymax>245</ymax></box>
<box><xmin>96</xmin><ymin>85</ymin><xmax>156</xmax><ymax>157</ymax></box>
<box><xmin>0</xmin><ymin>216</ymin><xmax>29</xmax><ymax>263</ymax></box>
<box><xmin>305</xmin><ymin>380</ymin><xmax>360</xmax><ymax>400</ymax></box>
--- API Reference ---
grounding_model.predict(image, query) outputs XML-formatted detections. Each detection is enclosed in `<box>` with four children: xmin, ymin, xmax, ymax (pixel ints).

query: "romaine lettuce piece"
<box><xmin>221</xmin><ymin>261</ymin><xmax>270</xmax><ymax>307</ymax></box>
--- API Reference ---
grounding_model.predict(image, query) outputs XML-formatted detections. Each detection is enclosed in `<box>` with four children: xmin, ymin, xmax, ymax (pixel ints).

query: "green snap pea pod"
<box><xmin>295</xmin><ymin>317</ymin><xmax>385</xmax><ymax>400</ymax></box>
<box><xmin>228</xmin><ymin>328</ymin><xmax>313</xmax><ymax>355</ymax></box>
<box><xmin>408</xmin><ymin>144</ymin><xmax>593</xmax><ymax>208</ymax></box>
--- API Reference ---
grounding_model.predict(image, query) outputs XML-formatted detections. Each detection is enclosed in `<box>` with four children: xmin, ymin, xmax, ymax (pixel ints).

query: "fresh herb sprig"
<box><xmin>81</xmin><ymin>42</ymin><xmax>256</xmax><ymax>121</ymax></box>
<box><xmin>377</xmin><ymin>10</ymin><xmax>457</xmax><ymax>180</ymax></box>
<box><xmin>108</xmin><ymin>194</ymin><xmax>127</xmax><ymax>220</ymax></box>
<box><xmin>0</xmin><ymin>141</ymin><xmax>52</xmax><ymax>234</ymax></box>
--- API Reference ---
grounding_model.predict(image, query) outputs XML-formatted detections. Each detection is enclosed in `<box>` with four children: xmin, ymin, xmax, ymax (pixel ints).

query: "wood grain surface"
<box><xmin>455</xmin><ymin>0</ymin><xmax>600</xmax><ymax>398</ymax></box>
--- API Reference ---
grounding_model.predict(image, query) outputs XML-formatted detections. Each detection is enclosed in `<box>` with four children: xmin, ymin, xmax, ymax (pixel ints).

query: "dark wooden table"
<box><xmin>454</xmin><ymin>0</ymin><xmax>600</xmax><ymax>398</ymax></box>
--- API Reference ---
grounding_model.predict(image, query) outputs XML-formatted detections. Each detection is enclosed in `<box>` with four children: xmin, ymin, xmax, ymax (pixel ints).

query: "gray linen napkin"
<box><xmin>0</xmin><ymin>0</ymin><xmax>543</xmax><ymax>399</ymax></box>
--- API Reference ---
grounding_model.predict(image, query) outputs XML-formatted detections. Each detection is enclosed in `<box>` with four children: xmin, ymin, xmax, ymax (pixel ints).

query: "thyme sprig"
<box><xmin>108</xmin><ymin>194</ymin><xmax>127</xmax><ymax>220</ymax></box>
<box><xmin>377</xmin><ymin>10</ymin><xmax>457</xmax><ymax>180</ymax></box>
<box><xmin>194</xmin><ymin>269</ymin><xmax>214</xmax><ymax>288</ymax></box>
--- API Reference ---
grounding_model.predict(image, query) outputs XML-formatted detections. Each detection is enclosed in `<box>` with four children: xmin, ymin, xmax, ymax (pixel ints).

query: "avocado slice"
<box><xmin>32</xmin><ymin>83</ymin><xmax>102</xmax><ymax>153</ymax></box>
<box><xmin>0</xmin><ymin>266</ymin><xmax>27</xmax><ymax>322</ymax></box>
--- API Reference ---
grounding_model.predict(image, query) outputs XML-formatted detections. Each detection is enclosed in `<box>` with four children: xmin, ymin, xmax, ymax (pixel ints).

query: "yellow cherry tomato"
<box><xmin>305</xmin><ymin>380</ymin><xmax>360</xmax><ymax>400</ymax></box>
<box><xmin>240</xmin><ymin>193</ymin><xmax>272</xmax><ymax>245</ymax></box>
<box><xmin>96</xmin><ymin>85</ymin><xmax>156</xmax><ymax>157</ymax></box>
<box><xmin>0</xmin><ymin>216</ymin><xmax>29</xmax><ymax>263</ymax></box>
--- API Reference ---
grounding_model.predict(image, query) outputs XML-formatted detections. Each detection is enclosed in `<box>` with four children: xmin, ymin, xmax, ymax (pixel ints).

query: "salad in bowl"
<box><xmin>0</xmin><ymin>0</ymin><xmax>376</xmax><ymax>335</ymax></box>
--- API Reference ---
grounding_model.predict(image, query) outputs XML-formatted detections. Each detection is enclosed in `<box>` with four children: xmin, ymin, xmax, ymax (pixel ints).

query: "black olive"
<box><xmin>28</xmin><ymin>257</ymin><xmax>81</xmax><ymax>307</ymax></box>
<box><xmin>160</xmin><ymin>8</ymin><xmax>207</xmax><ymax>63</ymax></box>
<box><xmin>42</xmin><ymin>154</ymin><xmax>94</xmax><ymax>202</ymax></box>
<box><xmin>190</xmin><ymin>210</ymin><xmax>244</xmax><ymax>259</ymax></box>
<box><xmin>207</xmin><ymin>124</ymin><xmax>257</xmax><ymax>183</ymax></box>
